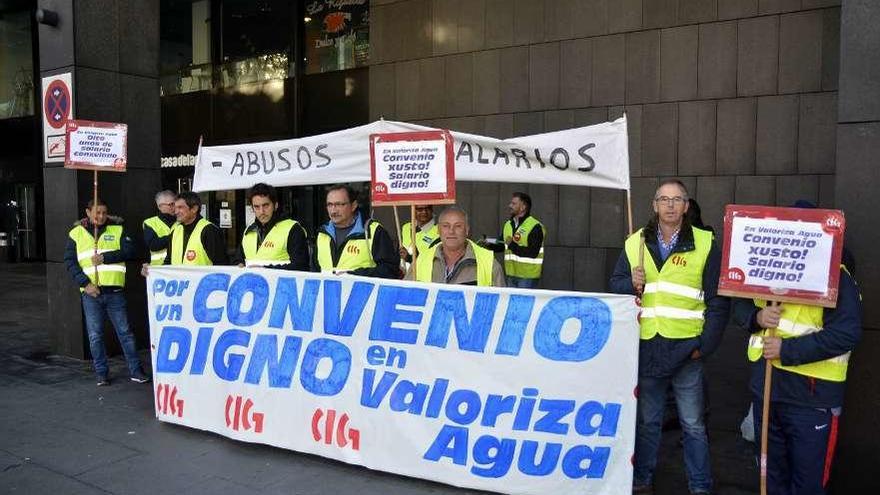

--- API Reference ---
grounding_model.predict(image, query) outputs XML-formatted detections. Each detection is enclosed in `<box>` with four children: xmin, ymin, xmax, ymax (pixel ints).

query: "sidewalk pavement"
<box><xmin>0</xmin><ymin>263</ymin><xmax>758</xmax><ymax>494</ymax></box>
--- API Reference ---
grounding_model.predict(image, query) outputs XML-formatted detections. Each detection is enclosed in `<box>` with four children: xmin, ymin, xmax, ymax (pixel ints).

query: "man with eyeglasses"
<box><xmin>610</xmin><ymin>179</ymin><xmax>729</xmax><ymax>495</ymax></box>
<box><xmin>314</xmin><ymin>184</ymin><xmax>398</xmax><ymax>278</ymax></box>
<box><xmin>399</xmin><ymin>204</ymin><xmax>439</xmax><ymax>272</ymax></box>
<box><xmin>142</xmin><ymin>190</ymin><xmax>177</xmax><ymax>266</ymax></box>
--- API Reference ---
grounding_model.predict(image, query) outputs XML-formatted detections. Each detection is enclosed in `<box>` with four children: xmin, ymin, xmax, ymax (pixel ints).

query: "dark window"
<box><xmin>0</xmin><ymin>5</ymin><xmax>35</xmax><ymax>119</ymax></box>
<box><xmin>303</xmin><ymin>0</ymin><xmax>370</xmax><ymax>74</ymax></box>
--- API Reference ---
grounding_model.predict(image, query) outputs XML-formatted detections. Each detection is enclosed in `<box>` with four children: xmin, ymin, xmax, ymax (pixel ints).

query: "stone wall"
<box><xmin>369</xmin><ymin>0</ymin><xmax>841</xmax><ymax>293</ymax></box>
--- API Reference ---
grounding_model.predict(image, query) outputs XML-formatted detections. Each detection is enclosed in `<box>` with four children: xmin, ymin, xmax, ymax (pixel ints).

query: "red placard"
<box><xmin>369</xmin><ymin>130</ymin><xmax>455</xmax><ymax>206</ymax></box>
<box><xmin>718</xmin><ymin>204</ymin><xmax>845</xmax><ymax>307</ymax></box>
<box><xmin>64</xmin><ymin>119</ymin><xmax>128</xmax><ymax>172</ymax></box>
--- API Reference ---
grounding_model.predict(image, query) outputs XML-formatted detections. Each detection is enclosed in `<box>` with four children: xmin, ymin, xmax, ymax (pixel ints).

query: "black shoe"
<box><xmin>130</xmin><ymin>370</ymin><xmax>151</xmax><ymax>384</ymax></box>
<box><xmin>97</xmin><ymin>376</ymin><xmax>111</xmax><ymax>387</ymax></box>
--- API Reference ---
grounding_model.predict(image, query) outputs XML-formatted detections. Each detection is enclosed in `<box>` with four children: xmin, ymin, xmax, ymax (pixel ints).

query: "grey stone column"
<box><xmin>37</xmin><ymin>0</ymin><xmax>160</xmax><ymax>359</ymax></box>
<box><xmin>833</xmin><ymin>0</ymin><xmax>880</xmax><ymax>491</ymax></box>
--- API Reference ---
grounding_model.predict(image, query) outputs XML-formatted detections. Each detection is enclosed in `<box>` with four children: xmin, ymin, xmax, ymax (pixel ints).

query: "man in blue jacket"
<box><xmin>610</xmin><ymin>179</ymin><xmax>729</xmax><ymax>494</ymax></box>
<box><xmin>733</xmin><ymin>266</ymin><xmax>861</xmax><ymax>495</ymax></box>
<box><xmin>64</xmin><ymin>199</ymin><xmax>149</xmax><ymax>386</ymax></box>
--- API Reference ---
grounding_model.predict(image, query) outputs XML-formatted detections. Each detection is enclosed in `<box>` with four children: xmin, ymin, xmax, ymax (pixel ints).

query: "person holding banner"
<box><xmin>399</xmin><ymin>204</ymin><xmax>439</xmax><ymax>270</ymax></box>
<box><xmin>142</xmin><ymin>190</ymin><xmax>177</xmax><ymax>266</ymax></box>
<box><xmin>233</xmin><ymin>183</ymin><xmax>309</xmax><ymax>270</ymax></box>
<box><xmin>733</xmin><ymin>268</ymin><xmax>862</xmax><ymax>494</ymax></box>
<box><xmin>64</xmin><ymin>198</ymin><xmax>150</xmax><ymax>386</ymax></box>
<box><xmin>164</xmin><ymin>192</ymin><xmax>228</xmax><ymax>266</ymax></box>
<box><xmin>610</xmin><ymin>179</ymin><xmax>728</xmax><ymax>495</ymax></box>
<box><xmin>481</xmin><ymin>192</ymin><xmax>545</xmax><ymax>288</ymax></box>
<box><xmin>315</xmin><ymin>184</ymin><xmax>398</xmax><ymax>278</ymax></box>
<box><xmin>406</xmin><ymin>206</ymin><xmax>505</xmax><ymax>286</ymax></box>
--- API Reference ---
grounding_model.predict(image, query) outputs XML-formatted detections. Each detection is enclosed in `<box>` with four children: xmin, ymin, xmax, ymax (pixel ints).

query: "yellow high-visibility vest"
<box><xmin>242</xmin><ymin>219</ymin><xmax>300</xmax><ymax>268</ymax></box>
<box><xmin>624</xmin><ymin>227</ymin><xmax>712</xmax><ymax>340</ymax></box>
<box><xmin>143</xmin><ymin>216</ymin><xmax>177</xmax><ymax>265</ymax></box>
<box><xmin>502</xmin><ymin>216</ymin><xmax>545</xmax><ymax>279</ymax></box>
<box><xmin>747</xmin><ymin>266</ymin><xmax>853</xmax><ymax>382</ymax></box>
<box><xmin>169</xmin><ymin>218</ymin><xmax>213</xmax><ymax>265</ymax></box>
<box><xmin>69</xmin><ymin>224</ymin><xmax>127</xmax><ymax>290</ymax></box>
<box><xmin>415</xmin><ymin>240</ymin><xmax>494</xmax><ymax>286</ymax></box>
<box><xmin>316</xmin><ymin>221</ymin><xmax>380</xmax><ymax>273</ymax></box>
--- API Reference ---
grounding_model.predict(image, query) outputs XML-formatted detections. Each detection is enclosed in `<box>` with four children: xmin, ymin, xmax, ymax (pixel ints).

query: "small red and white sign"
<box><xmin>718</xmin><ymin>205</ymin><xmax>845</xmax><ymax>307</ymax></box>
<box><xmin>41</xmin><ymin>72</ymin><xmax>74</xmax><ymax>163</ymax></box>
<box><xmin>369</xmin><ymin>130</ymin><xmax>455</xmax><ymax>206</ymax></box>
<box><xmin>64</xmin><ymin>119</ymin><xmax>128</xmax><ymax>172</ymax></box>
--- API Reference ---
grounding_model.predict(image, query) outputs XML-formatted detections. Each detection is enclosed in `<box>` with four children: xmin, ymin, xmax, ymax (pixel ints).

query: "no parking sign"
<box><xmin>41</xmin><ymin>72</ymin><xmax>74</xmax><ymax>163</ymax></box>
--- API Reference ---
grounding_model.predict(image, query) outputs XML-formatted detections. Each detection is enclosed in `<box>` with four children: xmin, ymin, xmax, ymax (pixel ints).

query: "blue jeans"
<box><xmin>752</xmin><ymin>400</ymin><xmax>838</xmax><ymax>495</ymax></box>
<box><xmin>82</xmin><ymin>292</ymin><xmax>142</xmax><ymax>378</ymax></box>
<box><xmin>506</xmin><ymin>276</ymin><xmax>539</xmax><ymax>289</ymax></box>
<box><xmin>634</xmin><ymin>358</ymin><xmax>712</xmax><ymax>492</ymax></box>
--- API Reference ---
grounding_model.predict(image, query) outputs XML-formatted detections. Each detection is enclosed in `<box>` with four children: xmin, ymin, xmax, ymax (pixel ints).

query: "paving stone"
<box><xmin>716</xmin><ymin>98</ymin><xmax>757</xmax><ymax>175</ymax></box>
<box><xmin>678</xmin><ymin>101</ymin><xmax>716</xmax><ymax>176</ymax></box>
<box><xmin>661</xmin><ymin>26</ymin><xmax>698</xmax><ymax>102</ymax></box>
<box><xmin>626</xmin><ymin>30</ymin><xmax>661</xmax><ymax>104</ymax></box>
<box><xmin>737</xmin><ymin>16</ymin><xmax>779</xmax><ymax>96</ymax></box>
<box><xmin>778</xmin><ymin>10</ymin><xmax>823</xmax><ymax>94</ymax></box>
<box><xmin>756</xmin><ymin>95</ymin><xmax>799</xmax><ymax>175</ymax></box>
<box><xmin>798</xmin><ymin>92</ymin><xmax>837</xmax><ymax>174</ymax></box>
<box><xmin>592</xmin><ymin>34</ymin><xmax>627</xmax><ymax>106</ymax></box>
<box><xmin>560</xmin><ymin>38</ymin><xmax>592</xmax><ymax>109</ymax></box>
<box><xmin>698</xmin><ymin>21</ymin><xmax>737</xmax><ymax>99</ymax></box>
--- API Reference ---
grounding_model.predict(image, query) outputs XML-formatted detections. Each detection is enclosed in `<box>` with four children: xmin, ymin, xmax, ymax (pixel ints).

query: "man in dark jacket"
<box><xmin>313</xmin><ymin>184</ymin><xmax>398</xmax><ymax>278</ymax></box>
<box><xmin>610</xmin><ymin>179</ymin><xmax>729</xmax><ymax>494</ymax></box>
<box><xmin>733</xmin><ymin>267</ymin><xmax>861</xmax><ymax>495</ymax></box>
<box><xmin>65</xmin><ymin>198</ymin><xmax>149</xmax><ymax>386</ymax></box>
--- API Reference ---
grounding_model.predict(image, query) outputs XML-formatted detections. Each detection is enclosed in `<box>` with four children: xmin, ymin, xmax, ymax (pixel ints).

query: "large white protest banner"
<box><xmin>148</xmin><ymin>267</ymin><xmax>639</xmax><ymax>494</ymax></box>
<box><xmin>193</xmin><ymin>117</ymin><xmax>630</xmax><ymax>192</ymax></box>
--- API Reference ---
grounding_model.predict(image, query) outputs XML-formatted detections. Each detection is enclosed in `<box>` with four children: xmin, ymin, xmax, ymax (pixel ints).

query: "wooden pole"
<box><xmin>626</xmin><ymin>188</ymin><xmax>634</xmax><ymax>235</ymax></box>
<box><xmin>759</xmin><ymin>301</ymin><xmax>780</xmax><ymax>495</ymax></box>
<box><xmin>393</xmin><ymin>205</ymin><xmax>406</xmax><ymax>273</ymax></box>
<box><xmin>636</xmin><ymin>230</ymin><xmax>645</xmax><ymax>295</ymax></box>
<box><xmin>410</xmin><ymin>204</ymin><xmax>418</xmax><ymax>280</ymax></box>
<box><xmin>392</xmin><ymin>206</ymin><xmax>402</xmax><ymax>244</ymax></box>
<box><xmin>92</xmin><ymin>170</ymin><xmax>100</xmax><ymax>285</ymax></box>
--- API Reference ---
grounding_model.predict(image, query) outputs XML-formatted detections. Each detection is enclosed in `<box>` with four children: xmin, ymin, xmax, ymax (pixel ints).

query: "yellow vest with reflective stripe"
<box><xmin>401</xmin><ymin>221</ymin><xmax>440</xmax><ymax>271</ymax></box>
<box><xmin>502</xmin><ymin>216</ymin><xmax>545</xmax><ymax>279</ymax></box>
<box><xmin>242</xmin><ymin>219</ymin><xmax>299</xmax><ymax>268</ymax></box>
<box><xmin>143</xmin><ymin>216</ymin><xmax>177</xmax><ymax>265</ymax></box>
<box><xmin>401</xmin><ymin>222</ymin><xmax>439</xmax><ymax>256</ymax></box>
<box><xmin>316</xmin><ymin>221</ymin><xmax>380</xmax><ymax>273</ymax></box>
<box><xmin>625</xmin><ymin>227</ymin><xmax>712</xmax><ymax>340</ymax></box>
<box><xmin>170</xmin><ymin>218</ymin><xmax>213</xmax><ymax>265</ymax></box>
<box><xmin>69</xmin><ymin>224</ymin><xmax>127</xmax><ymax>290</ymax></box>
<box><xmin>415</xmin><ymin>240</ymin><xmax>494</xmax><ymax>286</ymax></box>
<box><xmin>747</xmin><ymin>266</ymin><xmax>851</xmax><ymax>382</ymax></box>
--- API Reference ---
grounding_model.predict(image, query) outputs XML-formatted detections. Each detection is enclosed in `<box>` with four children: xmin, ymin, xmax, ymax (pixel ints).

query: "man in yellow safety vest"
<box><xmin>482</xmin><ymin>192</ymin><xmax>545</xmax><ymax>288</ymax></box>
<box><xmin>234</xmin><ymin>183</ymin><xmax>309</xmax><ymax>270</ymax></box>
<box><xmin>399</xmin><ymin>204</ymin><xmax>439</xmax><ymax>272</ymax></box>
<box><xmin>142</xmin><ymin>190</ymin><xmax>177</xmax><ymax>266</ymax></box>
<box><xmin>314</xmin><ymin>184</ymin><xmax>398</xmax><ymax>278</ymax></box>
<box><xmin>733</xmin><ymin>206</ymin><xmax>862</xmax><ymax>494</ymax></box>
<box><xmin>64</xmin><ymin>198</ymin><xmax>149</xmax><ymax>386</ymax></box>
<box><xmin>610</xmin><ymin>179</ymin><xmax>729</xmax><ymax>494</ymax></box>
<box><xmin>407</xmin><ymin>206</ymin><xmax>505</xmax><ymax>287</ymax></box>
